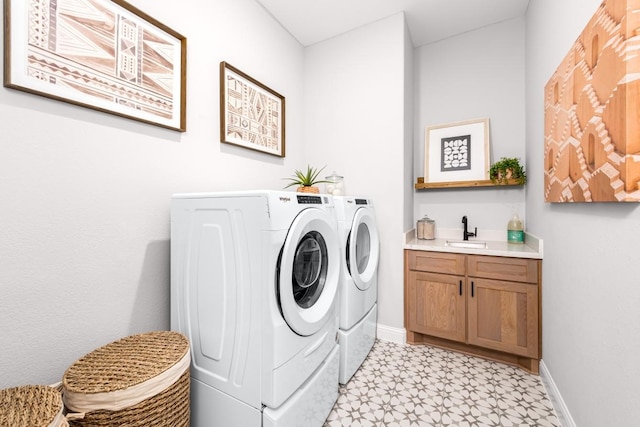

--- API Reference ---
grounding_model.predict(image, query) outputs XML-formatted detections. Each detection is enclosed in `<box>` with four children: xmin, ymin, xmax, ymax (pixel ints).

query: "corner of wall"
<box><xmin>377</xmin><ymin>323</ymin><xmax>406</xmax><ymax>344</ymax></box>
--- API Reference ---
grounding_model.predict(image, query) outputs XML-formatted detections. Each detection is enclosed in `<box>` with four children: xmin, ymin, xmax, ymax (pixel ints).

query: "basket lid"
<box><xmin>63</xmin><ymin>331</ymin><xmax>189</xmax><ymax>394</ymax></box>
<box><xmin>0</xmin><ymin>385</ymin><xmax>64</xmax><ymax>427</ymax></box>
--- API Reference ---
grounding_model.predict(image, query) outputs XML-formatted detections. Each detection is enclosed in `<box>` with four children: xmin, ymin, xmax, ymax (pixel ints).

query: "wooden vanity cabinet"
<box><xmin>404</xmin><ymin>250</ymin><xmax>541</xmax><ymax>373</ymax></box>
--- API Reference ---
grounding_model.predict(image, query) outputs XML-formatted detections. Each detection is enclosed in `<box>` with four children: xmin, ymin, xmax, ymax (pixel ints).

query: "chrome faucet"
<box><xmin>462</xmin><ymin>216</ymin><xmax>477</xmax><ymax>241</ymax></box>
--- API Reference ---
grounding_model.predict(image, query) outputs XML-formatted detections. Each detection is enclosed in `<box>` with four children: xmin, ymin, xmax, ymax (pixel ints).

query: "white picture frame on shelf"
<box><xmin>424</xmin><ymin>118</ymin><xmax>490</xmax><ymax>184</ymax></box>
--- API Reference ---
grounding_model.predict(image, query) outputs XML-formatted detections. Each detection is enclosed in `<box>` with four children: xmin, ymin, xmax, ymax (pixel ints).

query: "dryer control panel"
<box><xmin>297</xmin><ymin>195</ymin><xmax>325</xmax><ymax>205</ymax></box>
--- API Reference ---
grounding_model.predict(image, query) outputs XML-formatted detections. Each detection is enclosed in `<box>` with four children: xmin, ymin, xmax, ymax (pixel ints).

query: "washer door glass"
<box><xmin>347</xmin><ymin>208</ymin><xmax>379</xmax><ymax>291</ymax></box>
<box><xmin>292</xmin><ymin>231</ymin><xmax>327</xmax><ymax>308</ymax></box>
<box><xmin>278</xmin><ymin>208</ymin><xmax>340</xmax><ymax>336</ymax></box>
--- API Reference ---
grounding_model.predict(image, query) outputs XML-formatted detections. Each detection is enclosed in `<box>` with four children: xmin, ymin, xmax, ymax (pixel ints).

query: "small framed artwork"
<box><xmin>220</xmin><ymin>61</ymin><xmax>285</xmax><ymax>157</ymax></box>
<box><xmin>4</xmin><ymin>0</ymin><xmax>187</xmax><ymax>131</ymax></box>
<box><xmin>424</xmin><ymin>118</ymin><xmax>490</xmax><ymax>183</ymax></box>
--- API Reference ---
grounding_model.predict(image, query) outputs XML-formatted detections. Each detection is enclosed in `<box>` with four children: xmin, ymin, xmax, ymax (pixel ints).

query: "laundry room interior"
<box><xmin>1</xmin><ymin>0</ymin><xmax>639</xmax><ymax>426</ymax></box>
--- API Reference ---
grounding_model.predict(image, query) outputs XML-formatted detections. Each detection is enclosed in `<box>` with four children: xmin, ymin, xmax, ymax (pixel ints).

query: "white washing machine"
<box><xmin>170</xmin><ymin>191</ymin><xmax>341</xmax><ymax>427</ymax></box>
<box><xmin>333</xmin><ymin>196</ymin><xmax>380</xmax><ymax>384</ymax></box>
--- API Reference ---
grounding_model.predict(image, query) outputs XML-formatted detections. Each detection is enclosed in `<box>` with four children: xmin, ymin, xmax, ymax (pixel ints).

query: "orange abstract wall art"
<box><xmin>544</xmin><ymin>0</ymin><xmax>640</xmax><ymax>202</ymax></box>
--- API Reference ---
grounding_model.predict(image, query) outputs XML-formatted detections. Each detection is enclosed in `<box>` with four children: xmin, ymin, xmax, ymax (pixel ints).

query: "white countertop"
<box><xmin>404</xmin><ymin>228</ymin><xmax>543</xmax><ymax>259</ymax></box>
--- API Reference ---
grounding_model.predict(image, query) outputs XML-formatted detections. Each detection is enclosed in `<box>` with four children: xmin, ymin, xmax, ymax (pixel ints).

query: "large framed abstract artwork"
<box><xmin>424</xmin><ymin>118</ymin><xmax>490</xmax><ymax>184</ymax></box>
<box><xmin>220</xmin><ymin>61</ymin><xmax>285</xmax><ymax>157</ymax></box>
<box><xmin>544</xmin><ymin>0</ymin><xmax>640</xmax><ymax>202</ymax></box>
<box><xmin>4</xmin><ymin>0</ymin><xmax>187</xmax><ymax>131</ymax></box>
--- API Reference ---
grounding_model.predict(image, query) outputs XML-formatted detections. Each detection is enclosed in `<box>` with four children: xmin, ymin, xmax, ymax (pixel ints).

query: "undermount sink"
<box><xmin>445</xmin><ymin>240</ymin><xmax>487</xmax><ymax>249</ymax></box>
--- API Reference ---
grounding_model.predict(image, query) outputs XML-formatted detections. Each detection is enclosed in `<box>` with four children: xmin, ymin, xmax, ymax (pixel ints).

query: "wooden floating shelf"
<box><xmin>415</xmin><ymin>177</ymin><xmax>523</xmax><ymax>189</ymax></box>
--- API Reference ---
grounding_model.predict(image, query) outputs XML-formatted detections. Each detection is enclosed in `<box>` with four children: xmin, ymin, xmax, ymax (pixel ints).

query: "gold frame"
<box><xmin>220</xmin><ymin>61</ymin><xmax>285</xmax><ymax>157</ymax></box>
<box><xmin>4</xmin><ymin>0</ymin><xmax>187</xmax><ymax>131</ymax></box>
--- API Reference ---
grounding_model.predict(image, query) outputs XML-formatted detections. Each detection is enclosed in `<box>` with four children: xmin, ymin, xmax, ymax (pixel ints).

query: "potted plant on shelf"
<box><xmin>489</xmin><ymin>157</ymin><xmax>527</xmax><ymax>185</ymax></box>
<box><xmin>283</xmin><ymin>165</ymin><xmax>330</xmax><ymax>193</ymax></box>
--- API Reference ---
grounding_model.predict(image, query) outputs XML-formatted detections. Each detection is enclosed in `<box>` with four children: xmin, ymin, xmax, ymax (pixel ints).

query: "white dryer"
<box><xmin>333</xmin><ymin>196</ymin><xmax>380</xmax><ymax>384</ymax></box>
<box><xmin>171</xmin><ymin>191</ymin><xmax>341</xmax><ymax>427</ymax></box>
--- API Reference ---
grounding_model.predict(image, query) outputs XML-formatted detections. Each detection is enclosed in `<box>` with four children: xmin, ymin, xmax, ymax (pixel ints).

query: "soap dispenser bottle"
<box><xmin>507</xmin><ymin>213</ymin><xmax>524</xmax><ymax>244</ymax></box>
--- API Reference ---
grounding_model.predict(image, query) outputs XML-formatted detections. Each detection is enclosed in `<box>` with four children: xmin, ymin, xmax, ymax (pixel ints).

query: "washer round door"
<box><xmin>347</xmin><ymin>208</ymin><xmax>380</xmax><ymax>291</ymax></box>
<box><xmin>278</xmin><ymin>208</ymin><xmax>340</xmax><ymax>336</ymax></box>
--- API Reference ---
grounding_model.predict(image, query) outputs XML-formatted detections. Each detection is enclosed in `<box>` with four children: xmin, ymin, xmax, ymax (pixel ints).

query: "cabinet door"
<box><xmin>467</xmin><ymin>278</ymin><xmax>539</xmax><ymax>358</ymax></box>
<box><xmin>407</xmin><ymin>271</ymin><xmax>466</xmax><ymax>342</ymax></box>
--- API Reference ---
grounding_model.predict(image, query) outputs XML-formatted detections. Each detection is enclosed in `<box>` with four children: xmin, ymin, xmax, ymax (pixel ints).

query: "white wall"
<box><xmin>303</xmin><ymin>13</ymin><xmax>410</xmax><ymax>331</ymax></box>
<box><xmin>526</xmin><ymin>1</ymin><xmax>640</xmax><ymax>425</ymax></box>
<box><xmin>413</xmin><ymin>17</ymin><xmax>527</xmax><ymax>235</ymax></box>
<box><xmin>0</xmin><ymin>0</ymin><xmax>306</xmax><ymax>388</ymax></box>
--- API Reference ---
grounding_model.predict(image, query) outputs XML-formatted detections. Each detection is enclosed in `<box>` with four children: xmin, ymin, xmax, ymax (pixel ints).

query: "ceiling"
<box><xmin>256</xmin><ymin>0</ymin><xmax>530</xmax><ymax>47</ymax></box>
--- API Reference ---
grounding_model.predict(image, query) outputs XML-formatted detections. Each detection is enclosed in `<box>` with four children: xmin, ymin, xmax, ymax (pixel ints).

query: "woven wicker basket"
<box><xmin>62</xmin><ymin>331</ymin><xmax>190</xmax><ymax>427</ymax></box>
<box><xmin>0</xmin><ymin>384</ymin><xmax>67</xmax><ymax>427</ymax></box>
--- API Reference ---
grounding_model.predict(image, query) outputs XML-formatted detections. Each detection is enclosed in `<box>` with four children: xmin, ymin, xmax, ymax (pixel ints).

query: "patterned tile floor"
<box><xmin>324</xmin><ymin>340</ymin><xmax>561</xmax><ymax>427</ymax></box>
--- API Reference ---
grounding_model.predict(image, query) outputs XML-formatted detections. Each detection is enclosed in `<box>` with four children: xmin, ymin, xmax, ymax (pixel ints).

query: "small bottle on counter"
<box><xmin>417</xmin><ymin>215</ymin><xmax>435</xmax><ymax>240</ymax></box>
<box><xmin>507</xmin><ymin>213</ymin><xmax>524</xmax><ymax>244</ymax></box>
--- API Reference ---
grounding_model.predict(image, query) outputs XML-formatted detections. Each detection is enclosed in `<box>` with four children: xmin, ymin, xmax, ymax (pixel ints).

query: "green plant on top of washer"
<box><xmin>489</xmin><ymin>157</ymin><xmax>527</xmax><ymax>185</ymax></box>
<box><xmin>283</xmin><ymin>165</ymin><xmax>331</xmax><ymax>193</ymax></box>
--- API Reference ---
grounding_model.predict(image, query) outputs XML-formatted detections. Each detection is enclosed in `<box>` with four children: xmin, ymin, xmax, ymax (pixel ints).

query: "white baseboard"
<box><xmin>540</xmin><ymin>360</ymin><xmax>576</xmax><ymax>427</ymax></box>
<box><xmin>376</xmin><ymin>324</ymin><xmax>406</xmax><ymax>344</ymax></box>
